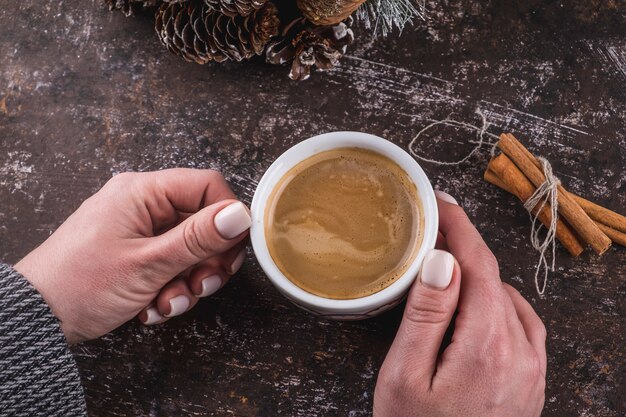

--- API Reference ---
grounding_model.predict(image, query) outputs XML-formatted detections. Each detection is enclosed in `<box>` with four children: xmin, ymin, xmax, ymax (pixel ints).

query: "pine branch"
<box><xmin>357</xmin><ymin>0</ymin><xmax>426</xmax><ymax>36</ymax></box>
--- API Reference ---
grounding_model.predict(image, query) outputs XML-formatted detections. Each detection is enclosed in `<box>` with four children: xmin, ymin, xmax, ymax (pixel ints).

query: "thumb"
<box><xmin>143</xmin><ymin>200</ymin><xmax>251</xmax><ymax>278</ymax></box>
<box><xmin>385</xmin><ymin>249</ymin><xmax>460</xmax><ymax>384</ymax></box>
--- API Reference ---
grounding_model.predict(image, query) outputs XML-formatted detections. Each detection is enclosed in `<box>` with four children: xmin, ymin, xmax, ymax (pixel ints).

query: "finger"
<box><xmin>503</xmin><ymin>284</ymin><xmax>548</xmax><ymax>375</ymax></box>
<box><xmin>143</xmin><ymin>199</ymin><xmax>251</xmax><ymax>278</ymax></box>
<box><xmin>186</xmin><ymin>240</ymin><xmax>248</xmax><ymax>297</ymax></box>
<box><xmin>219</xmin><ymin>240</ymin><xmax>249</xmax><ymax>275</ymax></box>
<box><xmin>138</xmin><ymin>302</ymin><xmax>169</xmax><ymax>326</ymax></box>
<box><xmin>187</xmin><ymin>262</ymin><xmax>229</xmax><ymax>298</ymax></box>
<box><xmin>384</xmin><ymin>249</ymin><xmax>460</xmax><ymax>386</ymax></box>
<box><xmin>436</xmin><ymin>191</ymin><xmax>504</xmax><ymax>318</ymax></box>
<box><xmin>155</xmin><ymin>277</ymin><xmax>199</xmax><ymax>318</ymax></box>
<box><xmin>137</xmin><ymin>169</ymin><xmax>236</xmax><ymax>232</ymax></box>
<box><xmin>436</xmin><ymin>191</ymin><xmax>500</xmax><ymax>280</ymax></box>
<box><xmin>435</xmin><ymin>231</ymin><xmax>448</xmax><ymax>250</ymax></box>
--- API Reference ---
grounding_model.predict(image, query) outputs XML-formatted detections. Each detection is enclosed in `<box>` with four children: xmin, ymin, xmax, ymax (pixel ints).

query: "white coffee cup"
<box><xmin>250</xmin><ymin>132</ymin><xmax>438</xmax><ymax>319</ymax></box>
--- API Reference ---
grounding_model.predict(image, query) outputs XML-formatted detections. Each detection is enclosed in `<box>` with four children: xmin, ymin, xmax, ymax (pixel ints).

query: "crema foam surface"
<box><xmin>265</xmin><ymin>147</ymin><xmax>424</xmax><ymax>299</ymax></box>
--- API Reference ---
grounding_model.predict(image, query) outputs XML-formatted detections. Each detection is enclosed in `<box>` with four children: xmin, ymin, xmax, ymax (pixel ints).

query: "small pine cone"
<box><xmin>297</xmin><ymin>0</ymin><xmax>365</xmax><ymax>25</ymax></box>
<box><xmin>105</xmin><ymin>0</ymin><xmax>179</xmax><ymax>17</ymax></box>
<box><xmin>266</xmin><ymin>17</ymin><xmax>353</xmax><ymax>81</ymax></box>
<box><xmin>155</xmin><ymin>1</ymin><xmax>280</xmax><ymax>64</ymax></box>
<box><xmin>203</xmin><ymin>0</ymin><xmax>268</xmax><ymax>17</ymax></box>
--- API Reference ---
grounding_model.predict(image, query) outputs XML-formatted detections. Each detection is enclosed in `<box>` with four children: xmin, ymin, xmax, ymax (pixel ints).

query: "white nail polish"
<box><xmin>214</xmin><ymin>202</ymin><xmax>252</xmax><ymax>239</ymax></box>
<box><xmin>435</xmin><ymin>190</ymin><xmax>459</xmax><ymax>205</ymax></box>
<box><xmin>229</xmin><ymin>249</ymin><xmax>246</xmax><ymax>274</ymax></box>
<box><xmin>144</xmin><ymin>307</ymin><xmax>162</xmax><ymax>325</ymax></box>
<box><xmin>420</xmin><ymin>249</ymin><xmax>455</xmax><ymax>290</ymax></box>
<box><xmin>164</xmin><ymin>295</ymin><xmax>190</xmax><ymax>317</ymax></box>
<box><xmin>198</xmin><ymin>275</ymin><xmax>222</xmax><ymax>298</ymax></box>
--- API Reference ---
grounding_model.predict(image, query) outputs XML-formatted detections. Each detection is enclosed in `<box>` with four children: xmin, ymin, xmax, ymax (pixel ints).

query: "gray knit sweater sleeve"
<box><xmin>0</xmin><ymin>264</ymin><xmax>87</xmax><ymax>416</ymax></box>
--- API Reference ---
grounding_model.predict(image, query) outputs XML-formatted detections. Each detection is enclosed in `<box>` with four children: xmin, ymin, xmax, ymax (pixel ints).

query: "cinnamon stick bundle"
<box><xmin>486</xmin><ymin>168</ymin><xmax>626</xmax><ymax>248</ymax></box>
<box><xmin>497</xmin><ymin>134</ymin><xmax>611</xmax><ymax>254</ymax></box>
<box><xmin>499</xmin><ymin>133</ymin><xmax>626</xmax><ymax>234</ymax></box>
<box><xmin>486</xmin><ymin>155</ymin><xmax>584</xmax><ymax>256</ymax></box>
<box><xmin>485</xmin><ymin>133</ymin><xmax>626</xmax><ymax>254</ymax></box>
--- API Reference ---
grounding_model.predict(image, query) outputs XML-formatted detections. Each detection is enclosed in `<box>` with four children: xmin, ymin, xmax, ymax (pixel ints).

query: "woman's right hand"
<box><xmin>373</xmin><ymin>192</ymin><xmax>546</xmax><ymax>417</ymax></box>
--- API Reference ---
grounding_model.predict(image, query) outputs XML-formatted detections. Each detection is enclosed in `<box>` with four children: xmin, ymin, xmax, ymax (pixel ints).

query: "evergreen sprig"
<box><xmin>357</xmin><ymin>0</ymin><xmax>426</xmax><ymax>36</ymax></box>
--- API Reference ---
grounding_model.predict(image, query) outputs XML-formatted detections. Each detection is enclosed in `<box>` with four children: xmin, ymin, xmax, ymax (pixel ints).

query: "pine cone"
<box><xmin>105</xmin><ymin>0</ymin><xmax>178</xmax><ymax>17</ymax></box>
<box><xmin>297</xmin><ymin>0</ymin><xmax>365</xmax><ymax>25</ymax></box>
<box><xmin>203</xmin><ymin>0</ymin><xmax>268</xmax><ymax>17</ymax></box>
<box><xmin>155</xmin><ymin>1</ymin><xmax>280</xmax><ymax>64</ymax></box>
<box><xmin>266</xmin><ymin>17</ymin><xmax>353</xmax><ymax>80</ymax></box>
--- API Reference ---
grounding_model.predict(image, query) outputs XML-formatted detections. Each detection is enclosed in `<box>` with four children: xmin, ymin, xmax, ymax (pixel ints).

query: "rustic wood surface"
<box><xmin>1</xmin><ymin>1</ymin><xmax>624</xmax><ymax>416</ymax></box>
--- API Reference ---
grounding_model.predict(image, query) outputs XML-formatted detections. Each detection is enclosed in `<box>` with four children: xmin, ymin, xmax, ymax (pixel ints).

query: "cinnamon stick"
<box><xmin>487</xmin><ymin>155</ymin><xmax>584</xmax><ymax>256</ymax></box>
<box><xmin>484</xmin><ymin>168</ymin><xmax>514</xmax><ymax>194</ymax></box>
<box><xmin>568</xmin><ymin>195</ymin><xmax>626</xmax><ymax>234</ymax></box>
<box><xmin>505</xmin><ymin>133</ymin><xmax>626</xmax><ymax>234</ymax></box>
<box><xmin>498</xmin><ymin>134</ymin><xmax>611</xmax><ymax>255</ymax></box>
<box><xmin>596</xmin><ymin>223</ymin><xmax>626</xmax><ymax>247</ymax></box>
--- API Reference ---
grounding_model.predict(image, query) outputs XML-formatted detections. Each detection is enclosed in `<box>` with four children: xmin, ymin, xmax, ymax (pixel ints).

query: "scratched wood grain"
<box><xmin>1</xmin><ymin>1</ymin><xmax>625</xmax><ymax>416</ymax></box>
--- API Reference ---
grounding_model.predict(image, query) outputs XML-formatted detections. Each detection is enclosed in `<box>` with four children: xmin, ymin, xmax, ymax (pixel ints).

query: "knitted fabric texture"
<box><xmin>0</xmin><ymin>264</ymin><xmax>87</xmax><ymax>416</ymax></box>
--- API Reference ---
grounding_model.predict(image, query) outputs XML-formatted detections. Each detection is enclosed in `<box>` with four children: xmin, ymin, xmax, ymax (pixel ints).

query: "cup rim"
<box><xmin>250</xmin><ymin>132</ymin><xmax>438</xmax><ymax>313</ymax></box>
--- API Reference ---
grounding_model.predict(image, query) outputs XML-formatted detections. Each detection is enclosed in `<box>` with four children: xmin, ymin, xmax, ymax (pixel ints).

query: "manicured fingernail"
<box><xmin>229</xmin><ymin>249</ymin><xmax>246</xmax><ymax>274</ymax></box>
<box><xmin>435</xmin><ymin>190</ymin><xmax>458</xmax><ymax>205</ymax></box>
<box><xmin>164</xmin><ymin>295</ymin><xmax>190</xmax><ymax>317</ymax></box>
<box><xmin>143</xmin><ymin>307</ymin><xmax>162</xmax><ymax>325</ymax></box>
<box><xmin>420</xmin><ymin>249</ymin><xmax>454</xmax><ymax>290</ymax></box>
<box><xmin>214</xmin><ymin>202</ymin><xmax>252</xmax><ymax>239</ymax></box>
<box><xmin>198</xmin><ymin>275</ymin><xmax>222</xmax><ymax>298</ymax></box>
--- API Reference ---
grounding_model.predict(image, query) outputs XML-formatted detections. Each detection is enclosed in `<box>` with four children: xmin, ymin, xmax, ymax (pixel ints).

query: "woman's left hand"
<box><xmin>15</xmin><ymin>169</ymin><xmax>251</xmax><ymax>344</ymax></box>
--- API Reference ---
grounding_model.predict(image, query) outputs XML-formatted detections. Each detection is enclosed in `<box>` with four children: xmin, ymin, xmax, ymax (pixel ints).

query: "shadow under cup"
<box><xmin>251</xmin><ymin>132</ymin><xmax>438</xmax><ymax>320</ymax></box>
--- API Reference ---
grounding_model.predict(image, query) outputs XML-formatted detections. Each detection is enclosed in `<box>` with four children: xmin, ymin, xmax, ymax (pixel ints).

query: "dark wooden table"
<box><xmin>1</xmin><ymin>1</ymin><xmax>624</xmax><ymax>416</ymax></box>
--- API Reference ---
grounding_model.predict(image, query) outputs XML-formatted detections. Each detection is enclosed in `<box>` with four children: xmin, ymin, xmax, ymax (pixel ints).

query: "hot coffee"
<box><xmin>265</xmin><ymin>147</ymin><xmax>424</xmax><ymax>299</ymax></box>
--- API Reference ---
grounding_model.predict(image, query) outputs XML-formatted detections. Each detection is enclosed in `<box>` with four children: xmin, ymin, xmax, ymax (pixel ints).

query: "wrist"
<box><xmin>14</xmin><ymin>255</ymin><xmax>80</xmax><ymax>344</ymax></box>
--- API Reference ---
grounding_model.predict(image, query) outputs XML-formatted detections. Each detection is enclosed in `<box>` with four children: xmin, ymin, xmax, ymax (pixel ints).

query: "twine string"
<box><xmin>523</xmin><ymin>157</ymin><xmax>560</xmax><ymax>295</ymax></box>
<box><xmin>409</xmin><ymin>109</ymin><xmax>560</xmax><ymax>295</ymax></box>
<box><xmin>408</xmin><ymin>108</ymin><xmax>500</xmax><ymax>165</ymax></box>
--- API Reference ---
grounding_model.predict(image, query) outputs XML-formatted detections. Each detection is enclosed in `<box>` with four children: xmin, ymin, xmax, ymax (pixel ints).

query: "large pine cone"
<box><xmin>155</xmin><ymin>1</ymin><xmax>280</xmax><ymax>63</ymax></box>
<box><xmin>203</xmin><ymin>0</ymin><xmax>268</xmax><ymax>17</ymax></box>
<box><xmin>297</xmin><ymin>0</ymin><xmax>365</xmax><ymax>25</ymax></box>
<box><xmin>266</xmin><ymin>17</ymin><xmax>353</xmax><ymax>80</ymax></box>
